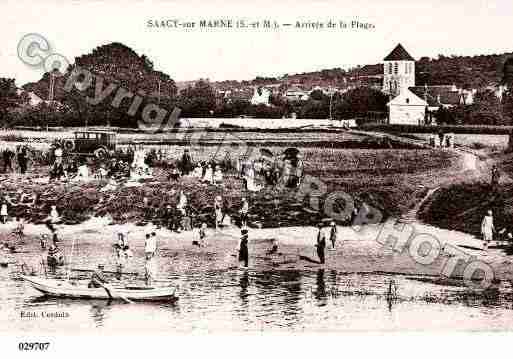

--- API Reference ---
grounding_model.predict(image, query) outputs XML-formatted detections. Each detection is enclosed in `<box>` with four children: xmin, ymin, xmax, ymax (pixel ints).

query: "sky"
<box><xmin>1</xmin><ymin>0</ymin><xmax>513</xmax><ymax>87</ymax></box>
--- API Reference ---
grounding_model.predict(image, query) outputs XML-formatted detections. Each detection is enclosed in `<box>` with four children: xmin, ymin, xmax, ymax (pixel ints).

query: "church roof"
<box><xmin>387</xmin><ymin>88</ymin><xmax>427</xmax><ymax>106</ymax></box>
<box><xmin>384</xmin><ymin>44</ymin><xmax>415</xmax><ymax>61</ymax></box>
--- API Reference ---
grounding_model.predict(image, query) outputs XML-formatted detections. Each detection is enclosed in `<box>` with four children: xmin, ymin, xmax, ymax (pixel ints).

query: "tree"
<box><xmin>215</xmin><ymin>99</ymin><xmax>251</xmax><ymax>118</ymax></box>
<box><xmin>502</xmin><ymin>89</ymin><xmax>513</xmax><ymax>125</ymax></box>
<box><xmin>0</xmin><ymin>78</ymin><xmax>24</xmax><ymax>125</ymax></box>
<box><xmin>299</xmin><ymin>100</ymin><xmax>329</xmax><ymax>119</ymax></box>
<box><xmin>334</xmin><ymin>87</ymin><xmax>388</xmax><ymax>120</ymax></box>
<box><xmin>178</xmin><ymin>80</ymin><xmax>217</xmax><ymax>117</ymax></box>
<box><xmin>309</xmin><ymin>89</ymin><xmax>327</xmax><ymax>102</ymax></box>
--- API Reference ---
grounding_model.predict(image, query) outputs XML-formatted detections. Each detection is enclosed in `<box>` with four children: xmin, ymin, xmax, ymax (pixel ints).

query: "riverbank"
<box><xmin>4</xmin><ymin>217</ymin><xmax>513</xmax><ymax>285</ymax></box>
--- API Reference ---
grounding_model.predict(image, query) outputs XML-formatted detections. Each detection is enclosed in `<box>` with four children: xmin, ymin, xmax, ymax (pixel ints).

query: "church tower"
<box><xmin>383</xmin><ymin>44</ymin><xmax>415</xmax><ymax>97</ymax></box>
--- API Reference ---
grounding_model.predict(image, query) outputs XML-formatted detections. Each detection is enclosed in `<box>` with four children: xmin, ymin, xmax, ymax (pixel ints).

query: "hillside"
<box><xmin>209</xmin><ymin>52</ymin><xmax>513</xmax><ymax>91</ymax></box>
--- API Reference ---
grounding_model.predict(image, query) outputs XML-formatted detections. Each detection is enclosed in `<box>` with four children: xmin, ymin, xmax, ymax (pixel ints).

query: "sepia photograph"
<box><xmin>1</xmin><ymin>0</ymin><xmax>513</xmax><ymax>356</ymax></box>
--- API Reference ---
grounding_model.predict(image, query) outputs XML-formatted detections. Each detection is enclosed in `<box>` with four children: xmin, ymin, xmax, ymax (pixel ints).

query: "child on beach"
<box><xmin>193</xmin><ymin>223</ymin><xmax>208</xmax><ymax>247</ymax></box>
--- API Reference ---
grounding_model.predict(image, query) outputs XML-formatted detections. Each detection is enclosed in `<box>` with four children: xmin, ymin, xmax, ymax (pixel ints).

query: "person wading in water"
<box><xmin>329</xmin><ymin>221</ymin><xmax>337</xmax><ymax>250</ymax></box>
<box><xmin>239</xmin><ymin>229</ymin><xmax>249</xmax><ymax>268</ymax></box>
<box><xmin>316</xmin><ymin>223</ymin><xmax>326</xmax><ymax>264</ymax></box>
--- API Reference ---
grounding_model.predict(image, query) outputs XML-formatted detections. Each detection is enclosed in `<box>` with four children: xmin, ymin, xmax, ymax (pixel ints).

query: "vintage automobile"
<box><xmin>63</xmin><ymin>129</ymin><xmax>117</xmax><ymax>159</ymax></box>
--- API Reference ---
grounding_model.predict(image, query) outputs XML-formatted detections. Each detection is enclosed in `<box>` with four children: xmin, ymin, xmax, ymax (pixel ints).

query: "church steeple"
<box><xmin>383</xmin><ymin>44</ymin><xmax>415</xmax><ymax>96</ymax></box>
<box><xmin>383</xmin><ymin>44</ymin><xmax>415</xmax><ymax>61</ymax></box>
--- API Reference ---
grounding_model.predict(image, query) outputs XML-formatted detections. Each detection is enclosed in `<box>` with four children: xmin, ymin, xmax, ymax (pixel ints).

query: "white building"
<box><xmin>383</xmin><ymin>43</ymin><xmax>415</xmax><ymax>97</ymax></box>
<box><xmin>387</xmin><ymin>88</ymin><xmax>427</xmax><ymax>125</ymax></box>
<box><xmin>284</xmin><ymin>86</ymin><xmax>310</xmax><ymax>101</ymax></box>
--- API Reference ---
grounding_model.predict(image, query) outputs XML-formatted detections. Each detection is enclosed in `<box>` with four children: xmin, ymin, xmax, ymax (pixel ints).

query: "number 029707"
<box><xmin>18</xmin><ymin>342</ymin><xmax>50</xmax><ymax>351</ymax></box>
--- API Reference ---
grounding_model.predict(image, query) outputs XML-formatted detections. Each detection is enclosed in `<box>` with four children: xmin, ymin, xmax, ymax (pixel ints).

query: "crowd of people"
<box><xmin>0</xmin><ymin>142</ymin><xmax>335</xmax><ymax>286</ymax></box>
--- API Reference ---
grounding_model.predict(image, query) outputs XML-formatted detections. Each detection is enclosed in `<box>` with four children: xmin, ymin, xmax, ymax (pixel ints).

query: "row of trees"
<box><xmin>435</xmin><ymin>89</ymin><xmax>513</xmax><ymax>126</ymax></box>
<box><xmin>0</xmin><ymin>77</ymin><xmax>389</xmax><ymax>128</ymax></box>
<box><xmin>4</xmin><ymin>74</ymin><xmax>513</xmax><ymax>128</ymax></box>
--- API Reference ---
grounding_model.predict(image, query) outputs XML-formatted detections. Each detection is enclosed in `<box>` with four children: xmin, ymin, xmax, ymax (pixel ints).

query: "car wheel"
<box><xmin>63</xmin><ymin>140</ymin><xmax>75</xmax><ymax>152</ymax></box>
<box><xmin>94</xmin><ymin>148</ymin><xmax>108</xmax><ymax>159</ymax></box>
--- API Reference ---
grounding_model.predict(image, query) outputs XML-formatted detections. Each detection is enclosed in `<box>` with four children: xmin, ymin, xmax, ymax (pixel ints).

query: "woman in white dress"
<box><xmin>192</xmin><ymin>164</ymin><xmax>203</xmax><ymax>178</ymax></box>
<box><xmin>202</xmin><ymin>164</ymin><xmax>214</xmax><ymax>184</ymax></box>
<box><xmin>177</xmin><ymin>190</ymin><xmax>187</xmax><ymax>216</ymax></box>
<box><xmin>213</xmin><ymin>165</ymin><xmax>223</xmax><ymax>185</ymax></box>
<box><xmin>481</xmin><ymin>209</ymin><xmax>495</xmax><ymax>251</ymax></box>
<box><xmin>244</xmin><ymin>165</ymin><xmax>261</xmax><ymax>192</ymax></box>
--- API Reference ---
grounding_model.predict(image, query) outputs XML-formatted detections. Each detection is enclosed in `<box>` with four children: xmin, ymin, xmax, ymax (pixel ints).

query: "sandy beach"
<box><xmin>3</xmin><ymin>216</ymin><xmax>512</xmax><ymax>287</ymax></box>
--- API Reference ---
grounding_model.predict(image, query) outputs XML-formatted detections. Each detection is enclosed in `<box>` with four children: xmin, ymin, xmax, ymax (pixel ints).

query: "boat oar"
<box><xmin>71</xmin><ymin>268</ymin><xmax>139</xmax><ymax>276</ymax></box>
<box><xmin>99</xmin><ymin>282</ymin><xmax>134</xmax><ymax>304</ymax></box>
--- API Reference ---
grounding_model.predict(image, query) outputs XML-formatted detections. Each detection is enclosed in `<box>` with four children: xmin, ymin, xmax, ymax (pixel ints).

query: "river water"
<box><xmin>2</xmin><ymin>264</ymin><xmax>513</xmax><ymax>332</ymax></box>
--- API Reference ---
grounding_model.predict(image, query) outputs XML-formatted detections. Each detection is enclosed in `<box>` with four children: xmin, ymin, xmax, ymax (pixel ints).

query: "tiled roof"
<box><xmin>409</xmin><ymin>86</ymin><xmax>462</xmax><ymax>106</ymax></box>
<box><xmin>384</xmin><ymin>44</ymin><xmax>415</xmax><ymax>61</ymax></box>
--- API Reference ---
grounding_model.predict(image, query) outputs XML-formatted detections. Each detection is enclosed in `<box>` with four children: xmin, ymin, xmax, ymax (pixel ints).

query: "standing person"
<box><xmin>12</xmin><ymin>217</ymin><xmax>24</xmax><ymax>241</ymax></box>
<box><xmin>54</xmin><ymin>145</ymin><xmax>63</xmax><ymax>165</ymax></box>
<box><xmin>240</xmin><ymin>197</ymin><xmax>249</xmax><ymax>228</ymax></box>
<box><xmin>45</xmin><ymin>205</ymin><xmax>60</xmax><ymax>233</ymax></box>
<box><xmin>329</xmin><ymin>221</ymin><xmax>337</xmax><ymax>250</ymax></box>
<box><xmin>164</xmin><ymin>205</ymin><xmax>174</xmax><ymax>230</ymax></box>
<box><xmin>491</xmin><ymin>165</ymin><xmax>500</xmax><ymax>189</ymax></box>
<box><xmin>50</xmin><ymin>205</ymin><xmax>60</xmax><ymax>223</ymax></box>
<box><xmin>193</xmin><ymin>223</ymin><xmax>208</xmax><ymax>247</ymax></box>
<box><xmin>295</xmin><ymin>154</ymin><xmax>304</xmax><ymax>187</ymax></box>
<box><xmin>238</xmin><ymin>228</ymin><xmax>249</xmax><ymax>268</ymax></box>
<box><xmin>144</xmin><ymin>233</ymin><xmax>157</xmax><ymax>258</ymax></box>
<box><xmin>40</xmin><ymin>233</ymin><xmax>49</xmax><ymax>249</ymax></box>
<box><xmin>114</xmin><ymin>232</ymin><xmax>128</xmax><ymax>273</ymax></box>
<box><xmin>199</xmin><ymin>223</ymin><xmax>207</xmax><ymax>246</ymax></box>
<box><xmin>316</xmin><ymin>223</ymin><xmax>326</xmax><ymax>264</ymax></box>
<box><xmin>438</xmin><ymin>130</ymin><xmax>445</xmax><ymax>148</ymax></box>
<box><xmin>3</xmin><ymin>149</ymin><xmax>13</xmax><ymax>172</ymax></box>
<box><xmin>481</xmin><ymin>210</ymin><xmax>495</xmax><ymax>251</ymax></box>
<box><xmin>213</xmin><ymin>165</ymin><xmax>224</xmax><ymax>185</ymax></box>
<box><xmin>1</xmin><ymin>200</ymin><xmax>8</xmax><ymax>224</ymax></box>
<box><xmin>214</xmin><ymin>195</ymin><xmax>224</xmax><ymax>229</ymax></box>
<box><xmin>202</xmin><ymin>164</ymin><xmax>213</xmax><ymax>184</ymax></box>
<box><xmin>177</xmin><ymin>191</ymin><xmax>187</xmax><ymax>216</ymax></box>
<box><xmin>18</xmin><ymin>146</ymin><xmax>28</xmax><ymax>174</ymax></box>
<box><xmin>145</xmin><ymin>255</ymin><xmax>157</xmax><ymax>287</ymax></box>
<box><xmin>180</xmin><ymin>149</ymin><xmax>193</xmax><ymax>175</ymax></box>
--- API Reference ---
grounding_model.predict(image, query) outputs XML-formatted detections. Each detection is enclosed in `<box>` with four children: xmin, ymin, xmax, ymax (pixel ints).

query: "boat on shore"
<box><xmin>22</xmin><ymin>275</ymin><xmax>178</xmax><ymax>302</ymax></box>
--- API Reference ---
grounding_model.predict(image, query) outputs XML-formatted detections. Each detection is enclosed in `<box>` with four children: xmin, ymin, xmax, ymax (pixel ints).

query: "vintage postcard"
<box><xmin>1</xmin><ymin>0</ymin><xmax>513</xmax><ymax>356</ymax></box>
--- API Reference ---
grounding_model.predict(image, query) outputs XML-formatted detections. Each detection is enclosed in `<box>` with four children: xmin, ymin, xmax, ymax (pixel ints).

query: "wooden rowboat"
<box><xmin>22</xmin><ymin>275</ymin><xmax>178</xmax><ymax>302</ymax></box>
